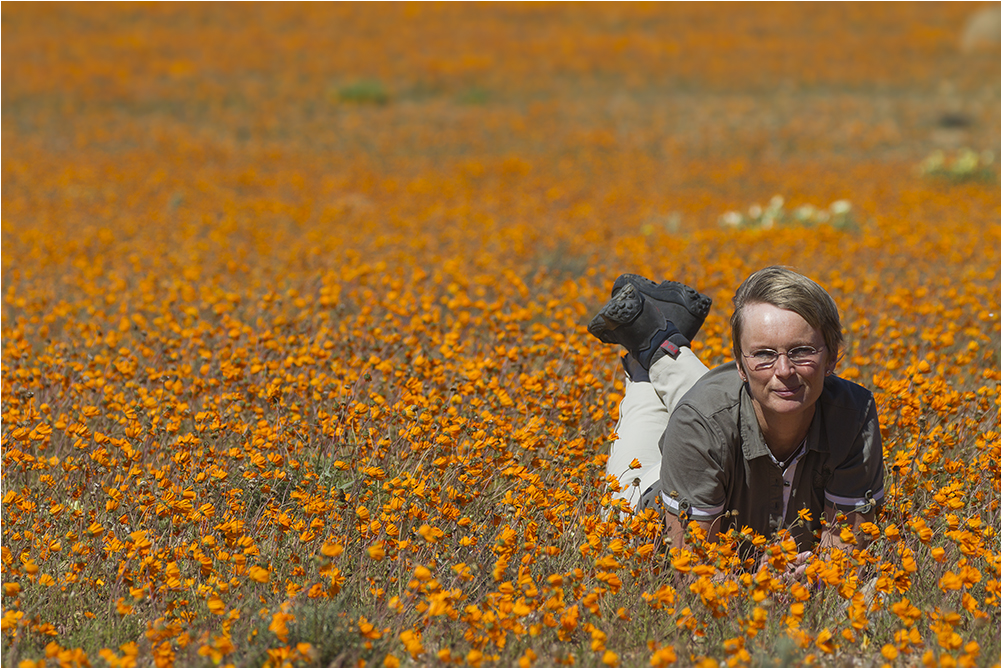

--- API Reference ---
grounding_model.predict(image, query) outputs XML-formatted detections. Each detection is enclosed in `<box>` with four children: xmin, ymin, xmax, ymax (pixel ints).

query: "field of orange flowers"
<box><xmin>2</xmin><ymin>3</ymin><xmax>1000</xmax><ymax>667</ymax></box>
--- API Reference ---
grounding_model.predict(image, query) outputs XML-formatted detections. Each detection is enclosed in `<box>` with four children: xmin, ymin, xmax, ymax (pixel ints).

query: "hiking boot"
<box><xmin>588</xmin><ymin>283</ymin><xmax>688</xmax><ymax>369</ymax></box>
<box><xmin>621</xmin><ymin>352</ymin><xmax>650</xmax><ymax>383</ymax></box>
<box><xmin>611</xmin><ymin>274</ymin><xmax>711</xmax><ymax>343</ymax></box>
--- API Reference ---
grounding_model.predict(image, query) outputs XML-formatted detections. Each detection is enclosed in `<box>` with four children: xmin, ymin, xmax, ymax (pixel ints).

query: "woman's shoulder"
<box><xmin>676</xmin><ymin>360</ymin><xmax>745</xmax><ymax>415</ymax></box>
<box><xmin>821</xmin><ymin>373</ymin><xmax>876</xmax><ymax>412</ymax></box>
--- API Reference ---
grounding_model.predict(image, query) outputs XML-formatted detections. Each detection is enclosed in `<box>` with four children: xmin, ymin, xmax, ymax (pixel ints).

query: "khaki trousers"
<box><xmin>606</xmin><ymin>348</ymin><xmax>709</xmax><ymax>510</ymax></box>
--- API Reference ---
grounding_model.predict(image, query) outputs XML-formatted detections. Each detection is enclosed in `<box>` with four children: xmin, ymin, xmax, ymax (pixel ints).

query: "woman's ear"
<box><xmin>736</xmin><ymin>358</ymin><xmax>747</xmax><ymax>382</ymax></box>
<box><xmin>825</xmin><ymin>349</ymin><xmax>838</xmax><ymax>376</ymax></box>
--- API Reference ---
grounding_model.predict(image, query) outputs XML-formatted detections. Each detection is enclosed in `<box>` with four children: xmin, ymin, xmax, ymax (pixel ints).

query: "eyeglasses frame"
<box><xmin>741</xmin><ymin>344</ymin><xmax>827</xmax><ymax>371</ymax></box>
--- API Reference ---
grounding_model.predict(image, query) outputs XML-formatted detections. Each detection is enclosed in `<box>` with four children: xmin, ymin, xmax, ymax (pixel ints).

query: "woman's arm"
<box><xmin>819</xmin><ymin>504</ymin><xmax>875</xmax><ymax>551</ymax></box>
<box><xmin>663</xmin><ymin>512</ymin><xmax>719</xmax><ymax>548</ymax></box>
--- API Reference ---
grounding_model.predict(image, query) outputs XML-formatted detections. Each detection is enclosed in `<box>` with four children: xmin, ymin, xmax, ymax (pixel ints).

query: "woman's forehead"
<box><xmin>740</xmin><ymin>302</ymin><xmax>822</xmax><ymax>344</ymax></box>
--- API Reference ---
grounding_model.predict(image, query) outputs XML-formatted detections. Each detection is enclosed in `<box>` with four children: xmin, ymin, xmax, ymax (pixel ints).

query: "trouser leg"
<box><xmin>607</xmin><ymin>347</ymin><xmax>709</xmax><ymax>511</ymax></box>
<box><xmin>607</xmin><ymin>377</ymin><xmax>668</xmax><ymax>510</ymax></box>
<box><xmin>649</xmin><ymin>347</ymin><xmax>709</xmax><ymax>415</ymax></box>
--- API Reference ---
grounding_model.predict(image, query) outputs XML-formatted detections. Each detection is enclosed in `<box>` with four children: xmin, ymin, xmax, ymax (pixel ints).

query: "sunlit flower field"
<box><xmin>2</xmin><ymin>3</ymin><xmax>999</xmax><ymax>667</ymax></box>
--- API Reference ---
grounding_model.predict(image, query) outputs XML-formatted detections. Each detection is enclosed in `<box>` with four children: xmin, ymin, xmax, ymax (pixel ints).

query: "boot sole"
<box><xmin>587</xmin><ymin>282</ymin><xmax>642</xmax><ymax>343</ymax></box>
<box><xmin>611</xmin><ymin>274</ymin><xmax>711</xmax><ymax>341</ymax></box>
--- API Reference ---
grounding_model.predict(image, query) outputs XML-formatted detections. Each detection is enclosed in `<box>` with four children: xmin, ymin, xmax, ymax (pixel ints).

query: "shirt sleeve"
<box><xmin>824</xmin><ymin>394</ymin><xmax>884</xmax><ymax>513</ymax></box>
<box><xmin>658</xmin><ymin>404</ymin><xmax>730</xmax><ymax>520</ymax></box>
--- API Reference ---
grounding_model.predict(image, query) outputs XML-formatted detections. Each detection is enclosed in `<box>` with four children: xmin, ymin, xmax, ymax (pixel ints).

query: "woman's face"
<box><xmin>736</xmin><ymin>302</ymin><xmax>835</xmax><ymax>428</ymax></box>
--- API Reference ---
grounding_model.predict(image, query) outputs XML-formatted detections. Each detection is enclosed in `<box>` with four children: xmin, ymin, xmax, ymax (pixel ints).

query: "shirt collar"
<box><xmin>738</xmin><ymin>382</ymin><xmax>827</xmax><ymax>460</ymax></box>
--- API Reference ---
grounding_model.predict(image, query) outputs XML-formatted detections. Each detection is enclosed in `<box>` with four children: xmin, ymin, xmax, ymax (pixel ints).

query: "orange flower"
<box><xmin>0</xmin><ymin>4</ymin><xmax>997</xmax><ymax>667</ymax></box>
<box><xmin>815</xmin><ymin>628</ymin><xmax>836</xmax><ymax>654</ymax></box>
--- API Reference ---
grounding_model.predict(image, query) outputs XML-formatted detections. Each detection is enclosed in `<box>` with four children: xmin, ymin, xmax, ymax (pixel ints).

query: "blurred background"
<box><xmin>5</xmin><ymin>3</ymin><xmax>998</xmax><ymax>171</ymax></box>
<box><xmin>3</xmin><ymin>2</ymin><xmax>999</xmax><ymax>307</ymax></box>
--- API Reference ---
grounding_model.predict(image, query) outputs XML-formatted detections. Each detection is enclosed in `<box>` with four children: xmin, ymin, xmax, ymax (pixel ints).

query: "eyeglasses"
<box><xmin>742</xmin><ymin>345</ymin><xmax>825</xmax><ymax>371</ymax></box>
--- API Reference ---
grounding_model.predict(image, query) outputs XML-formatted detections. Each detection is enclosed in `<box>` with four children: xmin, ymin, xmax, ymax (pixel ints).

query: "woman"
<box><xmin>589</xmin><ymin>267</ymin><xmax>883</xmax><ymax>553</ymax></box>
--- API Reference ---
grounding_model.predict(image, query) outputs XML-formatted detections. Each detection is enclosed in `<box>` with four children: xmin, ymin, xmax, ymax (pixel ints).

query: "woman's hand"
<box><xmin>755</xmin><ymin>549</ymin><xmax>812</xmax><ymax>585</ymax></box>
<box><xmin>779</xmin><ymin>550</ymin><xmax>812</xmax><ymax>584</ymax></box>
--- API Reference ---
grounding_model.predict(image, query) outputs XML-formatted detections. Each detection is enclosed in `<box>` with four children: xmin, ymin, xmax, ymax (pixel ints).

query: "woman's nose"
<box><xmin>773</xmin><ymin>354</ymin><xmax>796</xmax><ymax>376</ymax></box>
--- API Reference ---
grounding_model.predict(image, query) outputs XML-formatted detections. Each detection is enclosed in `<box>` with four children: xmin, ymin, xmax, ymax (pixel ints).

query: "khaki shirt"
<box><xmin>657</xmin><ymin>362</ymin><xmax>884</xmax><ymax>551</ymax></box>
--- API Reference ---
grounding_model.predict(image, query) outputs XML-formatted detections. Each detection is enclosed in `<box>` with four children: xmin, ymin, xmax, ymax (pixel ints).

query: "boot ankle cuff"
<box><xmin>647</xmin><ymin>332</ymin><xmax>690</xmax><ymax>368</ymax></box>
<box><xmin>668</xmin><ymin>332</ymin><xmax>691</xmax><ymax>349</ymax></box>
<box><xmin>636</xmin><ymin>324</ymin><xmax>687</xmax><ymax>369</ymax></box>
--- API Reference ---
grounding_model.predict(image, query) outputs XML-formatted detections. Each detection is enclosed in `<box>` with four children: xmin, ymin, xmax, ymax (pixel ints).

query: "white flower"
<box><xmin>830</xmin><ymin>200</ymin><xmax>852</xmax><ymax>216</ymax></box>
<box><xmin>768</xmin><ymin>195</ymin><xmax>784</xmax><ymax>211</ymax></box>
<box><xmin>748</xmin><ymin>204</ymin><xmax>762</xmax><ymax>219</ymax></box>
<box><xmin>952</xmin><ymin>148</ymin><xmax>979</xmax><ymax>175</ymax></box>
<box><xmin>919</xmin><ymin>150</ymin><xmax>945</xmax><ymax>174</ymax></box>
<box><xmin>795</xmin><ymin>205</ymin><xmax>816</xmax><ymax>221</ymax></box>
<box><xmin>721</xmin><ymin>211</ymin><xmax>743</xmax><ymax>227</ymax></box>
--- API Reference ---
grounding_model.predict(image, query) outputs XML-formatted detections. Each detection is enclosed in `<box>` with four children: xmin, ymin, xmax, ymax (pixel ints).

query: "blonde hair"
<box><xmin>730</xmin><ymin>266</ymin><xmax>843</xmax><ymax>368</ymax></box>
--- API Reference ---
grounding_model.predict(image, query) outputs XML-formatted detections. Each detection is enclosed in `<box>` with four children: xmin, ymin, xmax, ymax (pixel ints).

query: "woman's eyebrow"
<box><xmin>748</xmin><ymin>340</ymin><xmax>819</xmax><ymax>350</ymax></box>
